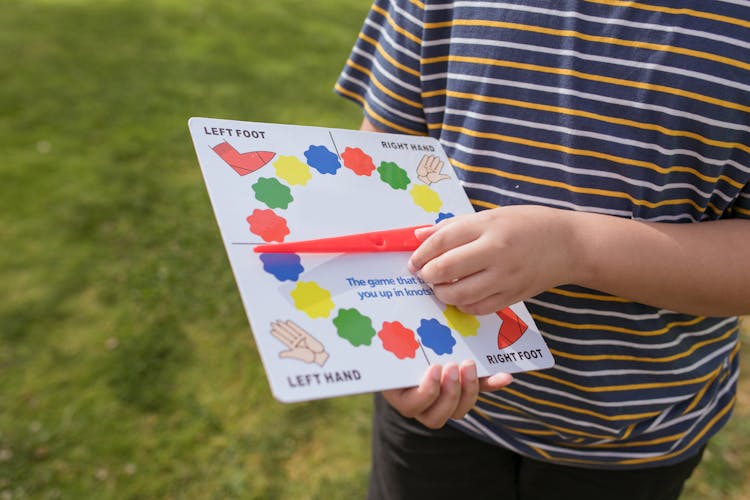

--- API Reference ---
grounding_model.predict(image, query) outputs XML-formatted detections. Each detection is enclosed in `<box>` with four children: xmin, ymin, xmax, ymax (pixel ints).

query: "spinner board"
<box><xmin>188</xmin><ymin>117</ymin><xmax>554</xmax><ymax>402</ymax></box>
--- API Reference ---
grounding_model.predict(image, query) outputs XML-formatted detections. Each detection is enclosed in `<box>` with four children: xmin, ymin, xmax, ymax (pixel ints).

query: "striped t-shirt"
<box><xmin>335</xmin><ymin>0</ymin><xmax>750</xmax><ymax>469</ymax></box>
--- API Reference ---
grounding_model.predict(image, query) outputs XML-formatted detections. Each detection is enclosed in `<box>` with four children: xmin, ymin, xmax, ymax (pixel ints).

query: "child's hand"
<box><xmin>382</xmin><ymin>361</ymin><xmax>512</xmax><ymax>429</ymax></box>
<box><xmin>408</xmin><ymin>206</ymin><xmax>579</xmax><ymax>315</ymax></box>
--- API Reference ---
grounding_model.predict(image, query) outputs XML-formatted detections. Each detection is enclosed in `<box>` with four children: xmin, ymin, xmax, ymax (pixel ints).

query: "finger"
<box><xmin>412</xmin><ymin>217</ymin><xmax>460</xmax><ymax>244</ymax></box>
<box><xmin>408</xmin><ymin>219</ymin><xmax>478</xmax><ymax>274</ymax></box>
<box><xmin>416</xmin><ymin>362</ymin><xmax>462</xmax><ymax>429</ymax></box>
<box><xmin>416</xmin><ymin>240</ymin><xmax>487</xmax><ymax>286</ymax></box>
<box><xmin>450</xmin><ymin>360</ymin><xmax>480</xmax><ymax>419</ymax></box>
<box><xmin>413</xmin><ymin>224</ymin><xmax>438</xmax><ymax>243</ymax></box>
<box><xmin>382</xmin><ymin>364</ymin><xmax>442</xmax><ymax>418</ymax></box>
<box><xmin>429</xmin><ymin>268</ymin><xmax>502</xmax><ymax>307</ymax></box>
<box><xmin>420</xmin><ymin>213</ymin><xmax>459</xmax><ymax>233</ymax></box>
<box><xmin>456</xmin><ymin>293</ymin><xmax>514</xmax><ymax>316</ymax></box>
<box><xmin>478</xmin><ymin>372</ymin><xmax>513</xmax><ymax>392</ymax></box>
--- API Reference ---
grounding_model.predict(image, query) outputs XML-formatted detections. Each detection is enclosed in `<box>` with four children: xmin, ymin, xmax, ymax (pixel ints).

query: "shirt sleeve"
<box><xmin>730</xmin><ymin>182</ymin><xmax>750</xmax><ymax>219</ymax></box>
<box><xmin>335</xmin><ymin>0</ymin><xmax>427</xmax><ymax>135</ymax></box>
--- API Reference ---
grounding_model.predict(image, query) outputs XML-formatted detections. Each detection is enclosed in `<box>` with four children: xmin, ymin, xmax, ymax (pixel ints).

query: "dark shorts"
<box><xmin>368</xmin><ymin>393</ymin><xmax>705</xmax><ymax>500</ymax></box>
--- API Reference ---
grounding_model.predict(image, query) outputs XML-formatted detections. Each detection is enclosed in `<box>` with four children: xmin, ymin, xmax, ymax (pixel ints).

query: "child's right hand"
<box><xmin>407</xmin><ymin>206</ymin><xmax>579</xmax><ymax>316</ymax></box>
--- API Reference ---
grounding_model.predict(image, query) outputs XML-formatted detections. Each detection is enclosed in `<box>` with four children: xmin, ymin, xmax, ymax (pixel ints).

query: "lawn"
<box><xmin>1</xmin><ymin>1</ymin><xmax>748</xmax><ymax>498</ymax></box>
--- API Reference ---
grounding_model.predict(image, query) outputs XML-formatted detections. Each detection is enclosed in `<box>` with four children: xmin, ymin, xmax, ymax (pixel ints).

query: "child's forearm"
<box><xmin>567</xmin><ymin>210</ymin><xmax>750</xmax><ymax>316</ymax></box>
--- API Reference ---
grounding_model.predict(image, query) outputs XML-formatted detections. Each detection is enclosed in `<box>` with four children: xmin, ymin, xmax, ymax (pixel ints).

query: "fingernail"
<box><xmin>447</xmin><ymin>364</ymin><xmax>459</xmax><ymax>381</ymax></box>
<box><xmin>463</xmin><ymin>361</ymin><xmax>477</xmax><ymax>382</ymax></box>
<box><xmin>431</xmin><ymin>365</ymin><xmax>442</xmax><ymax>382</ymax></box>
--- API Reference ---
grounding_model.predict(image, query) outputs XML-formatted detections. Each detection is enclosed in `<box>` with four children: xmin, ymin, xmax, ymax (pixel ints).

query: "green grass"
<box><xmin>1</xmin><ymin>1</ymin><xmax>749</xmax><ymax>498</ymax></box>
<box><xmin>0</xmin><ymin>1</ymin><xmax>371</xmax><ymax>498</ymax></box>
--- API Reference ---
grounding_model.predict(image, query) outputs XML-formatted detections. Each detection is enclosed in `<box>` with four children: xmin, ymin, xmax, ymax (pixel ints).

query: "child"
<box><xmin>335</xmin><ymin>1</ymin><xmax>750</xmax><ymax>498</ymax></box>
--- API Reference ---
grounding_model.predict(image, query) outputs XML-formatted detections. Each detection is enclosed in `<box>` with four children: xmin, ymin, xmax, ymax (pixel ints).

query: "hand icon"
<box><xmin>416</xmin><ymin>154</ymin><xmax>451</xmax><ymax>185</ymax></box>
<box><xmin>271</xmin><ymin>320</ymin><xmax>329</xmax><ymax>366</ymax></box>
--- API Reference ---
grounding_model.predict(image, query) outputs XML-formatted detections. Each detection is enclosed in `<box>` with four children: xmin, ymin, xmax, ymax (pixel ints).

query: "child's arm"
<box><xmin>408</xmin><ymin>201</ymin><xmax>750</xmax><ymax>318</ymax></box>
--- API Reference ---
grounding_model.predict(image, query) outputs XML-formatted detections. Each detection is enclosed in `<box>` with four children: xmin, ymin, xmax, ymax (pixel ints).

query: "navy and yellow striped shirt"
<box><xmin>336</xmin><ymin>0</ymin><xmax>750</xmax><ymax>468</ymax></box>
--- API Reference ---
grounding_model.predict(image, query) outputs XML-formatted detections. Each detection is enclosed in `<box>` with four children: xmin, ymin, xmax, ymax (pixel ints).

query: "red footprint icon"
<box><xmin>212</xmin><ymin>141</ymin><xmax>276</xmax><ymax>175</ymax></box>
<box><xmin>496</xmin><ymin>307</ymin><xmax>528</xmax><ymax>349</ymax></box>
